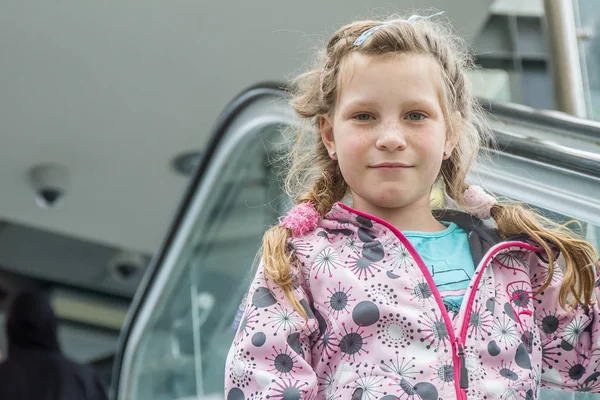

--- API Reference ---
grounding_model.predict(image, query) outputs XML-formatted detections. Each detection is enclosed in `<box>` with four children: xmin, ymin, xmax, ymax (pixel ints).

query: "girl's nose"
<box><xmin>375</xmin><ymin>121</ymin><xmax>407</xmax><ymax>151</ymax></box>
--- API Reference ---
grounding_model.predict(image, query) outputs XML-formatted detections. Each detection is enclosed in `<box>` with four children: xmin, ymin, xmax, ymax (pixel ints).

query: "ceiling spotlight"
<box><xmin>171</xmin><ymin>151</ymin><xmax>203</xmax><ymax>177</ymax></box>
<box><xmin>107</xmin><ymin>251</ymin><xmax>147</xmax><ymax>283</ymax></box>
<box><xmin>28</xmin><ymin>164</ymin><xmax>69</xmax><ymax>209</ymax></box>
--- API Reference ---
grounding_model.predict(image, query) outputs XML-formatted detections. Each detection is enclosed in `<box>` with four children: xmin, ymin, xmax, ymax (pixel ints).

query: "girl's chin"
<box><xmin>354</xmin><ymin>194</ymin><xmax>416</xmax><ymax>210</ymax></box>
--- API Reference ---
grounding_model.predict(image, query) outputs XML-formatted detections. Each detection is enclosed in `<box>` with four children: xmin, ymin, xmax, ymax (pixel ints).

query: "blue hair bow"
<box><xmin>353</xmin><ymin>11</ymin><xmax>445</xmax><ymax>46</ymax></box>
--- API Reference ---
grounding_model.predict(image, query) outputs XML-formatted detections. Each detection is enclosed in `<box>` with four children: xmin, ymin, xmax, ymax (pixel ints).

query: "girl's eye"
<box><xmin>407</xmin><ymin>112</ymin><xmax>426</xmax><ymax>121</ymax></box>
<box><xmin>353</xmin><ymin>113</ymin><xmax>373</xmax><ymax>121</ymax></box>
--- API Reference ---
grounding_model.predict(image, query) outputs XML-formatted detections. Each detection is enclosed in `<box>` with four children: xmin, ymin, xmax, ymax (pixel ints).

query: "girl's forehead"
<box><xmin>336</xmin><ymin>52</ymin><xmax>445</xmax><ymax>103</ymax></box>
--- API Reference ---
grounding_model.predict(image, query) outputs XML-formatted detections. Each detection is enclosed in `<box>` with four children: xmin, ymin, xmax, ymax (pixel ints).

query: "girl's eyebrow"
<box><xmin>340</xmin><ymin>97</ymin><xmax>378</xmax><ymax>108</ymax></box>
<box><xmin>341</xmin><ymin>97</ymin><xmax>438</xmax><ymax>110</ymax></box>
<box><xmin>402</xmin><ymin>99</ymin><xmax>439</xmax><ymax>110</ymax></box>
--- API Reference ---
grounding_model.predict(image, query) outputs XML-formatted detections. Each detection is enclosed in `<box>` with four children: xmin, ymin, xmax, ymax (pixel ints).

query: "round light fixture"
<box><xmin>171</xmin><ymin>151</ymin><xmax>203</xmax><ymax>177</ymax></box>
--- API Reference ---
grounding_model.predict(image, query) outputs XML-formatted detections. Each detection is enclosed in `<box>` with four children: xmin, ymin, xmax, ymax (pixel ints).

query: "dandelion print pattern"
<box><xmin>495</xmin><ymin>251</ymin><xmax>528</xmax><ymax>275</ymax></box>
<box><xmin>347</xmin><ymin>252</ymin><xmax>381</xmax><ymax>280</ymax></box>
<box><xmin>269</xmin><ymin>379</ymin><xmax>309</xmax><ymax>400</ymax></box>
<box><xmin>577</xmin><ymin>373</ymin><xmax>600</xmax><ymax>392</ymax></box>
<box><xmin>266</xmin><ymin>345</ymin><xmax>303</xmax><ymax>377</ymax></box>
<box><xmin>317</xmin><ymin>363</ymin><xmax>337</xmax><ymax>397</ymax></box>
<box><xmin>313</xmin><ymin>247</ymin><xmax>342</xmax><ymax>279</ymax></box>
<box><xmin>563</xmin><ymin>316</ymin><xmax>588</xmax><ymax>346</ymax></box>
<box><xmin>325</xmin><ymin>282</ymin><xmax>355</xmax><ymax>319</ymax></box>
<box><xmin>365</xmin><ymin>282</ymin><xmax>399</xmax><ymax>306</ymax></box>
<box><xmin>494</xmin><ymin>360</ymin><xmax>520</xmax><ymax>382</ymax></box>
<box><xmin>418</xmin><ymin>311</ymin><xmax>450</xmax><ymax>351</ymax></box>
<box><xmin>537</xmin><ymin>308</ymin><xmax>562</xmax><ymax>335</ymax></box>
<box><xmin>388</xmin><ymin>243</ymin><xmax>413</xmax><ymax>272</ymax></box>
<box><xmin>380</xmin><ymin>354</ymin><xmax>419</xmax><ymax>383</ymax></box>
<box><xmin>407</xmin><ymin>278</ymin><xmax>434</xmax><ymax>303</ymax></box>
<box><xmin>264</xmin><ymin>304</ymin><xmax>303</xmax><ymax>336</ymax></box>
<box><xmin>236</xmin><ymin>307</ymin><xmax>260</xmax><ymax>344</ymax></box>
<box><xmin>506</xmin><ymin>280</ymin><xmax>534</xmax><ymax>316</ymax></box>
<box><xmin>345</xmin><ymin>237</ymin><xmax>360</xmax><ymax>254</ymax></box>
<box><xmin>229</xmin><ymin>347</ymin><xmax>257</xmax><ymax>389</ymax></box>
<box><xmin>561</xmin><ymin>358</ymin><xmax>588</xmax><ymax>385</ymax></box>
<box><xmin>431</xmin><ymin>361</ymin><xmax>454</xmax><ymax>388</ymax></box>
<box><xmin>289</xmin><ymin>239</ymin><xmax>314</xmax><ymax>261</ymax></box>
<box><xmin>353</xmin><ymin>369</ymin><xmax>386</xmax><ymax>400</ymax></box>
<box><xmin>493</xmin><ymin>315</ymin><xmax>520</xmax><ymax>349</ymax></box>
<box><xmin>338</xmin><ymin>322</ymin><xmax>371</xmax><ymax>361</ymax></box>
<box><xmin>467</xmin><ymin>301</ymin><xmax>494</xmax><ymax>340</ymax></box>
<box><xmin>376</xmin><ymin>313</ymin><xmax>415</xmax><ymax>349</ymax></box>
<box><xmin>316</xmin><ymin>320</ymin><xmax>338</xmax><ymax>361</ymax></box>
<box><xmin>541</xmin><ymin>335</ymin><xmax>562</xmax><ymax>368</ymax></box>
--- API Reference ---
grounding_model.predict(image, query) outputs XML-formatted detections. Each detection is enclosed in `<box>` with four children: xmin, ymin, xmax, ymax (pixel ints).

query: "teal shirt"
<box><xmin>403</xmin><ymin>222</ymin><xmax>475</xmax><ymax>315</ymax></box>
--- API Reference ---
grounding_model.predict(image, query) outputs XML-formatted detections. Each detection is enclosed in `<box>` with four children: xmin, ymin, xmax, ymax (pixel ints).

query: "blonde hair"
<box><xmin>262</xmin><ymin>14</ymin><xmax>598</xmax><ymax>318</ymax></box>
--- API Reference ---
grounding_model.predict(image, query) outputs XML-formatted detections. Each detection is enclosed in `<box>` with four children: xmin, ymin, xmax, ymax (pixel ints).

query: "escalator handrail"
<box><xmin>110</xmin><ymin>82</ymin><xmax>286</xmax><ymax>399</ymax></box>
<box><xmin>492</xmin><ymin>128</ymin><xmax>600</xmax><ymax>178</ymax></box>
<box><xmin>111</xmin><ymin>83</ymin><xmax>600</xmax><ymax>399</ymax></box>
<box><xmin>481</xmin><ymin>99</ymin><xmax>600</xmax><ymax>143</ymax></box>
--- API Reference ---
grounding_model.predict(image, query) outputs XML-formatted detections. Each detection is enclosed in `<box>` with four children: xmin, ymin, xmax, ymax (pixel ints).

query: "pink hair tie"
<box><xmin>280</xmin><ymin>202</ymin><xmax>320</xmax><ymax>237</ymax></box>
<box><xmin>462</xmin><ymin>185</ymin><xmax>497</xmax><ymax>220</ymax></box>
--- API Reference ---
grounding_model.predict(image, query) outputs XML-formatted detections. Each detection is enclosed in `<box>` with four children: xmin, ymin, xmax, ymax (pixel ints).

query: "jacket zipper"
<box><xmin>455</xmin><ymin>336</ymin><xmax>469</xmax><ymax>389</ymax></box>
<box><xmin>454</xmin><ymin>241</ymin><xmax>537</xmax><ymax>398</ymax></box>
<box><xmin>337</xmin><ymin>203</ymin><xmax>538</xmax><ymax>400</ymax></box>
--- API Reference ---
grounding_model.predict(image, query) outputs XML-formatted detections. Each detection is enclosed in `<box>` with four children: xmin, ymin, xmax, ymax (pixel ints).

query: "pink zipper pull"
<box><xmin>455</xmin><ymin>337</ymin><xmax>469</xmax><ymax>389</ymax></box>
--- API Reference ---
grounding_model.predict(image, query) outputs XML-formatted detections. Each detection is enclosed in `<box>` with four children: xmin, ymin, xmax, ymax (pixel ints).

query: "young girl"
<box><xmin>224</xmin><ymin>12</ymin><xmax>599</xmax><ymax>400</ymax></box>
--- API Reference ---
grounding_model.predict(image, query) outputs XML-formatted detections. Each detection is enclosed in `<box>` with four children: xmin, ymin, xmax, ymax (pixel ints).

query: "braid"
<box><xmin>298</xmin><ymin>165</ymin><xmax>347</xmax><ymax>216</ymax></box>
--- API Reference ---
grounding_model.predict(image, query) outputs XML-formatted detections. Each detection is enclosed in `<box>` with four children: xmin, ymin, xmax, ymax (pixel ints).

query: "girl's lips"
<box><xmin>370</xmin><ymin>162</ymin><xmax>412</xmax><ymax>168</ymax></box>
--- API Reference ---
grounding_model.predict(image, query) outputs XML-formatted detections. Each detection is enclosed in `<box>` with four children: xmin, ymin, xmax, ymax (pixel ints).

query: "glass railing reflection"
<box><xmin>575</xmin><ymin>0</ymin><xmax>600</xmax><ymax>120</ymax></box>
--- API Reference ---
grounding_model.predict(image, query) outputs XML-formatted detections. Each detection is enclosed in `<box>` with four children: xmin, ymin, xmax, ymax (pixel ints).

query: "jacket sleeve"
<box><xmin>533</xmin><ymin>252</ymin><xmax>600</xmax><ymax>392</ymax></box>
<box><xmin>224</xmin><ymin>258</ymin><xmax>320</xmax><ymax>399</ymax></box>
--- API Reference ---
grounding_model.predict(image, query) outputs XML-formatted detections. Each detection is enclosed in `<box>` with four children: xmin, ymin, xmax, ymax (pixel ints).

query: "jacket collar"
<box><xmin>326</xmin><ymin>202</ymin><xmax>504</xmax><ymax>267</ymax></box>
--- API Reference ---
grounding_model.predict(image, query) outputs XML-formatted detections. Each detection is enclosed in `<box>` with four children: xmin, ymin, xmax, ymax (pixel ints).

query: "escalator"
<box><xmin>110</xmin><ymin>84</ymin><xmax>600</xmax><ymax>400</ymax></box>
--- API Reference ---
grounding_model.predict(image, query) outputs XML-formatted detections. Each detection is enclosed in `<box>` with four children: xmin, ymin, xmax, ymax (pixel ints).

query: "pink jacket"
<box><xmin>224</xmin><ymin>202</ymin><xmax>600</xmax><ymax>399</ymax></box>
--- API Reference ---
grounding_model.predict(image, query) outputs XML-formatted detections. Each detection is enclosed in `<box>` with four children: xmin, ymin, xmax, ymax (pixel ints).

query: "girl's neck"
<box><xmin>350</xmin><ymin>195</ymin><xmax>445</xmax><ymax>233</ymax></box>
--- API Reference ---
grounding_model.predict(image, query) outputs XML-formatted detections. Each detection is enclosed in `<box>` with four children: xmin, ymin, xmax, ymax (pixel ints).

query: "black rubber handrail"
<box><xmin>111</xmin><ymin>83</ymin><xmax>600</xmax><ymax>399</ymax></box>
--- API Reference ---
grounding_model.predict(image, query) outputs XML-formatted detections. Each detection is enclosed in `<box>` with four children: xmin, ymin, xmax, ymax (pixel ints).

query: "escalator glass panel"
<box><xmin>119</xmin><ymin>92</ymin><xmax>293</xmax><ymax>400</ymax></box>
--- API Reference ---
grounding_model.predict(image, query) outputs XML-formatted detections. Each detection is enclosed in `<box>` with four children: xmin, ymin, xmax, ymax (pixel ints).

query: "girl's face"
<box><xmin>321</xmin><ymin>52</ymin><xmax>455</xmax><ymax>216</ymax></box>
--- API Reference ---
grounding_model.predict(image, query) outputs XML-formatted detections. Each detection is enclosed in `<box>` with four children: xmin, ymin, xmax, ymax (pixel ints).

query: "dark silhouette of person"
<box><xmin>0</xmin><ymin>290</ymin><xmax>108</xmax><ymax>400</ymax></box>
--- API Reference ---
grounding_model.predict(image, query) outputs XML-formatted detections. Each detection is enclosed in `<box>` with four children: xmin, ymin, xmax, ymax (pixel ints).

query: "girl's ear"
<box><xmin>443</xmin><ymin>111</ymin><xmax>461</xmax><ymax>159</ymax></box>
<box><xmin>320</xmin><ymin>116</ymin><xmax>336</xmax><ymax>156</ymax></box>
<box><xmin>443</xmin><ymin>139</ymin><xmax>456</xmax><ymax>160</ymax></box>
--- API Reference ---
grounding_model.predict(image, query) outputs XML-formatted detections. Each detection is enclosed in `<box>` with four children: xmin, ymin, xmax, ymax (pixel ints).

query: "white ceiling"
<box><xmin>0</xmin><ymin>1</ymin><xmax>493</xmax><ymax>254</ymax></box>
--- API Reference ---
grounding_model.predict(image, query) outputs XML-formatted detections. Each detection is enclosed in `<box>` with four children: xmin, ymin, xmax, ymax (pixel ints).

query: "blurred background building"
<box><xmin>0</xmin><ymin>0</ymin><xmax>599</xmax><ymax>399</ymax></box>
